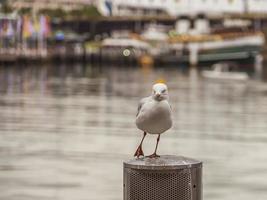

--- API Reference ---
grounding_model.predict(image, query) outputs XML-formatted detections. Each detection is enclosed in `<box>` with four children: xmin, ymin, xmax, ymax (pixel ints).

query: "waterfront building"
<box><xmin>246</xmin><ymin>0</ymin><xmax>267</xmax><ymax>13</ymax></box>
<box><xmin>97</xmin><ymin>0</ymin><xmax>267</xmax><ymax>17</ymax></box>
<box><xmin>8</xmin><ymin>0</ymin><xmax>97</xmax><ymax>12</ymax></box>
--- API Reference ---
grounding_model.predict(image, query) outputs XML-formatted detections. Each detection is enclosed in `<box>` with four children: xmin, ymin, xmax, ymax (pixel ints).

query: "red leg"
<box><xmin>134</xmin><ymin>132</ymin><xmax>147</xmax><ymax>158</ymax></box>
<box><xmin>147</xmin><ymin>134</ymin><xmax>161</xmax><ymax>158</ymax></box>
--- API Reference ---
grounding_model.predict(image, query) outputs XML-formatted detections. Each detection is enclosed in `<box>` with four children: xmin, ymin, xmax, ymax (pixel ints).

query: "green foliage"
<box><xmin>38</xmin><ymin>8</ymin><xmax>67</xmax><ymax>18</ymax></box>
<box><xmin>38</xmin><ymin>6</ymin><xmax>101</xmax><ymax>19</ymax></box>
<box><xmin>18</xmin><ymin>7</ymin><xmax>32</xmax><ymax>15</ymax></box>
<box><xmin>0</xmin><ymin>2</ymin><xmax>13</xmax><ymax>14</ymax></box>
<box><xmin>69</xmin><ymin>6</ymin><xmax>101</xmax><ymax>18</ymax></box>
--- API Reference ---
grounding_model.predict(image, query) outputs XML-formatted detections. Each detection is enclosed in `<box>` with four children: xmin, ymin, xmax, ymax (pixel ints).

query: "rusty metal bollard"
<box><xmin>123</xmin><ymin>155</ymin><xmax>202</xmax><ymax>200</ymax></box>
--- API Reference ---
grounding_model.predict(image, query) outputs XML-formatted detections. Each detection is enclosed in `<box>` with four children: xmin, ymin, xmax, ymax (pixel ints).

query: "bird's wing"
<box><xmin>136</xmin><ymin>96</ymin><xmax>150</xmax><ymax>117</ymax></box>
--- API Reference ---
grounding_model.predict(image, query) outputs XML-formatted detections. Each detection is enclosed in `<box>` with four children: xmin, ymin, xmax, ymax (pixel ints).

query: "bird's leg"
<box><xmin>134</xmin><ymin>132</ymin><xmax>147</xmax><ymax>158</ymax></box>
<box><xmin>147</xmin><ymin>134</ymin><xmax>161</xmax><ymax>158</ymax></box>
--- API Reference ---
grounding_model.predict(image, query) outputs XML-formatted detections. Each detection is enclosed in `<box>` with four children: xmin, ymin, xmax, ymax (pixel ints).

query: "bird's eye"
<box><xmin>162</xmin><ymin>89</ymin><xmax>166</xmax><ymax>93</ymax></box>
<box><xmin>153</xmin><ymin>90</ymin><xmax>156</xmax><ymax>94</ymax></box>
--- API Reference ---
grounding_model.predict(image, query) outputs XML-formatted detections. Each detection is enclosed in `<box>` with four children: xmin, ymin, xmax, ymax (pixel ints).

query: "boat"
<box><xmin>140</xmin><ymin>23</ymin><xmax>171</xmax><ymax>57</ymax></box>
<box><xmin>202</xmin><ymin>62</ymin><xmax>249</xmax><ymax>81</ymax></box>
<box><xmin>169</xmin><ymin>30</ymin><xmax>265</xmax><ymax>66</ymax></box>
<box><xmin>141</xmin><ymin>23</ymin><xmax>169</xmax><ymax>42</ymax></box>
<box><xmin>100</xmin><ymin>34</ymin><xmax>151</xmax><ymax>61</ymax></box>
<box><xmin>164</xmin><ymin>18</ymin><xmax>265</xmax><ymax>67</ymax></box>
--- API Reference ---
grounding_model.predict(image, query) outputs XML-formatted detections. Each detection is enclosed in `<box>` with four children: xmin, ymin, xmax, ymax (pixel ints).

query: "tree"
<box><xmin>0</xmin><ymin>0</ymin><xmax>13</xmax><ymax>14</ymax></box>
<box><xmin>38</xmin><ymin>8</ymin><xmax>67</xmax><ymax>18</ymax></box>
<box><xmin>69</xmin><ymin>6</ymin><xmax>101</xmax><ymax>18</ymax></box>
<box><xmin>18</xmin><ymin>7</ymin><xmax>32</xmax><ymax>15</ymax></box>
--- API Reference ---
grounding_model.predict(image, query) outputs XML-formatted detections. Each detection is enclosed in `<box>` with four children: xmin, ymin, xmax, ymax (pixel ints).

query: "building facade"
<box><xmin>8</xmin><ymin>0</ymin><xmax>96</xmax><ymax>11</ymax></box>
<box><xmin>7</xmin><ymin>0</ymin><xmax>267</xmax><ymax>17</ymax></box>
<box><xmin>247</xmin><ymin>0</ymin><xmax>267</xmax><ymax>13</ymax></box>
<box><xmin>97</xmin><ymin>0</ymin><xmax>267</xmax><ymax>17</ymax></box>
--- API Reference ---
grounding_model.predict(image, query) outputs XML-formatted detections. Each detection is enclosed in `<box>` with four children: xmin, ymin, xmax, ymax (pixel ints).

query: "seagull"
<box><xmin>134</xmin><ymin>83</ymin><xmax>172</xmax><ymax>158</ymax></box>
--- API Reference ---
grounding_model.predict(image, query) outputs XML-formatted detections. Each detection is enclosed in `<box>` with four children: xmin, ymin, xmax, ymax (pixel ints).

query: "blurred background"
<box><xmin>1</xmin><ymin>0</ymin><xmax>267</xmax><ymax>200</ymax></box>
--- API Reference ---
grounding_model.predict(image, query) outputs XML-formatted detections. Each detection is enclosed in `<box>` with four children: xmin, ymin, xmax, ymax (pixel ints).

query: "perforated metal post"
<box><xmin>123</xmin><ymin>155</ymin><xmax>202</xmax><ymax>200</ymax></box>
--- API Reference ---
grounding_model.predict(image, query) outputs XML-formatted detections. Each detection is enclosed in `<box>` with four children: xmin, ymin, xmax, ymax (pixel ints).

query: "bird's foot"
<box><xmin>134</xmin><ymin>145</ymin><xmax>144</xmax><ymax>158</ymax></box>
<box><xmin>146</xmin><ymin>153</ymin><xmax>160</xmax><ymax>159</ymax></box>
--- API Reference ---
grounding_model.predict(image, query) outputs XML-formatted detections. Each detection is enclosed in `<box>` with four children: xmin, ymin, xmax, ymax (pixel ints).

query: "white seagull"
<box><xmin>134</xmin><ymin>83</ymin><xmax>172</xmax><ymax>158</ymax></box>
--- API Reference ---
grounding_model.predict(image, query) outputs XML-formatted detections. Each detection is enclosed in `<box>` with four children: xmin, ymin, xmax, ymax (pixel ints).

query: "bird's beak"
<box><xmin>155</xmin><ymin>93</ymin><xmax>161</xmax><ymax>98</ymax></box>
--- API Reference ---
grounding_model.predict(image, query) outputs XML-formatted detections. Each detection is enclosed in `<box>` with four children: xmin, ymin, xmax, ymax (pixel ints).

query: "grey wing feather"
<box><xmin>136</xmin><ymin>97</ymin><xmax>150</xmax><ymax>117</ymax></box>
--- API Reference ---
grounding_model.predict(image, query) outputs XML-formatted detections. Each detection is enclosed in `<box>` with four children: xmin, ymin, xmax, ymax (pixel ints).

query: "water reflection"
<box><xmin>0</xmin><ymin>64</ymin><xmax>267</xmax><ymax>200</ymax></box>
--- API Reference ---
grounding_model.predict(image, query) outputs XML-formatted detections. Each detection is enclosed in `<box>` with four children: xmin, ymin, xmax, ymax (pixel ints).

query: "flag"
<box><xmin>33</xmin><ymin>16</ymin><xmax>40</xmax><ymax>37</ymax></box>
<box><xmin>39</xmin><ymin>15</ymin><xmax>51</xmax><ymax>38</ymax></box>
<box><xmin>1</xmin><ymin>20</ymin><xmax>8</xmax><ymax>37</ymax></box>
<box><xmin>16</xmin><ymin>17</ymin><xmax>22</xmax><ymax>37</ymax></box>
<box><xmin>6</xmin><ymin>21</ymin><xmax>14</xmax><ymax>37</ymax></box>
<box><xmin>22</xmin><ymin>15</ymin><xmax>34</xmax><ymax>39</ymax></box>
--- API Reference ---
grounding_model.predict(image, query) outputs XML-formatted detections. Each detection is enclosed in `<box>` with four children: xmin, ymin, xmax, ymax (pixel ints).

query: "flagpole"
<box><xmin>22</xmin><ymin>16</ymin><xmax>27</xmax><ymax>56</ymax></box>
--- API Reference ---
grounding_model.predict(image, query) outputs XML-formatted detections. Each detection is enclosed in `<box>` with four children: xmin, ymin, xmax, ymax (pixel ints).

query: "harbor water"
<box><xmin>0</xmin><ymin>64</ymin><xmax>267</xmax><ymax>200</ymax></box>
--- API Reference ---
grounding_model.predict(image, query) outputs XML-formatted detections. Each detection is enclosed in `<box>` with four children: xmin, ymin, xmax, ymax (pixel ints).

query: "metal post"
<box><xmin>255</xmin><ymin>54</ymin><xmax>263</xmax><ymax>80</ymax></box>
<box><xmin>189</xmin><ymin>43</ymin><xmax>199</xmax><ymax>67</ymax></box>
<box><xmin>123</xmin><ymin>155</ymin><xmax>202</xmax><ymax>200</ymax></box>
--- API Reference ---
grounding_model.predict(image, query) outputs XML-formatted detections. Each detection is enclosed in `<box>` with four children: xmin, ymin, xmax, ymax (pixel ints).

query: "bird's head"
<box><xmin>152</xmin><ymin>83</ymin><xmax>169</xmax><ymax>101</ymax></box>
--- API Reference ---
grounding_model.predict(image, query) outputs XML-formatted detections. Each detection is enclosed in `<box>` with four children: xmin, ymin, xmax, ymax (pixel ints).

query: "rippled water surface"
<box><xmin>1</xmin><ymin>64</ymin><xmax>267</xmax><ymax>200</ymax></box>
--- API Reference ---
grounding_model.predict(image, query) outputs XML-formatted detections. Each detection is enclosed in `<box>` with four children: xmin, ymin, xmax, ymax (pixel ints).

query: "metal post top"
<box><xmin>124</xmin><ymin>155</ymin><xmax>202</xmax><ymax>170</ymax></box>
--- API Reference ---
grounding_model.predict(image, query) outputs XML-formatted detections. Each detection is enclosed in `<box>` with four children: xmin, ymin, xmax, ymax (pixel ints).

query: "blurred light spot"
<box><xmin>123</xmin><ymin>49</ymin><xmax>131</xmax><ymax>57</ymax></box>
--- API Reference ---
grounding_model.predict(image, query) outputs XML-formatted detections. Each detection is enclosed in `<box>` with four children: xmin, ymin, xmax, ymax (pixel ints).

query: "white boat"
<box><xmin>202</xmin><ymin>62</ymin><xmax>249</xmax><ymax>81</ymax></box>
<box><xmin>141</xmin><ymin>24</ymin><xmax>169</xmax><ymax>42</ymax></box>
<box><xmin>169</xmin><ymin>31</ymin><xmax>265</xmax><ymax>63</ymax></box>
<box><xmin>101</xmin><ymin>36</ymin><xmax>151</xmax><ymax>58</ymax></box>
<box><xmin>102</xmin><ymin>37</ymin><xmax>150</xmax><ymax>50</ymax></box>
<box><xmin>141</xmin><ymin>23</ymin><xmax>171</xmax><ymax>56</ymax></box>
